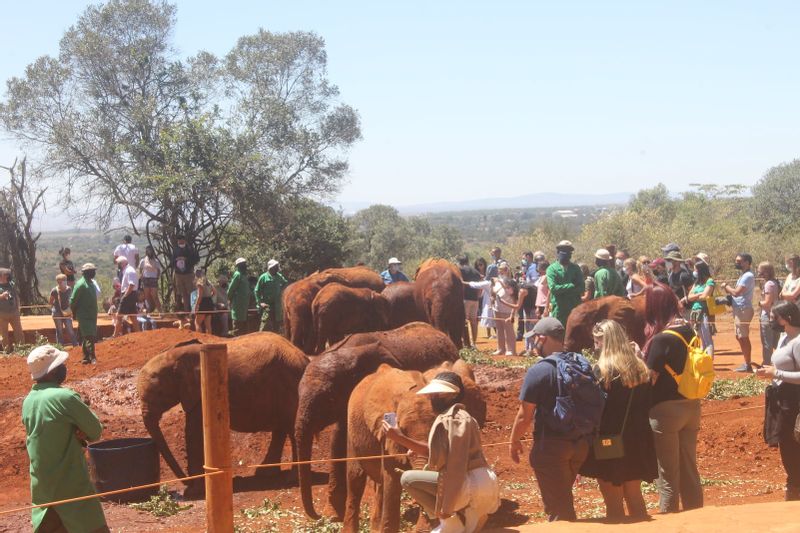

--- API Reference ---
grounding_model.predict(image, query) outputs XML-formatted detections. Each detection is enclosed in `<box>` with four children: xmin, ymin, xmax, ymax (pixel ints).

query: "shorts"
<box><xmin>141</xmin><ymin>277</ymin><xmax>158</xmax><ymax>289</ymax></box>
<box><xmin>464</xmin><ymin>299</ymin><xmax>479</xmax><ymax>321</ymax></box>
<box><xmin>733</xmin><ymin>306</ymin><xmax>754</xmax><ymax>338</ymax></box>
<box><xmin>119</xmin><ymin>291</ymin><xmax>139</xmax><ymax>315</ymax></box>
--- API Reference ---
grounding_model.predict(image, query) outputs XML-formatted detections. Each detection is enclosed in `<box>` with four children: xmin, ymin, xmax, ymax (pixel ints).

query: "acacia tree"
<box><xmin>0</xmin><ymin>0</ymin><xmax>361</xmax><ymax>306</ymax></box>
<box><xmin>0</xmin><ymin>158</ymin><xmax>45</xmax><ymax>305</ymax></box>
<box><xmin>752</xmin><ymin>159</ymin><xmax>800</xmax><ymax>234</ymax></box>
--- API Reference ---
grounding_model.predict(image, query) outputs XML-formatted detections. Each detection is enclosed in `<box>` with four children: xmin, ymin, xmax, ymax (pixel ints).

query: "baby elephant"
<box><xmin>312</xmin><ymin>283</ymin><xmax>390</xmax><ymax>353</ymax></box>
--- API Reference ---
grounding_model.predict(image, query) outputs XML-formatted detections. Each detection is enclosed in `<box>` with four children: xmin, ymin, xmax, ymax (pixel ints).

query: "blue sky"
<box><xmin>1</xmin><ymin>1</ymin><xmax>798</xmax><ymax>211</ymax></box>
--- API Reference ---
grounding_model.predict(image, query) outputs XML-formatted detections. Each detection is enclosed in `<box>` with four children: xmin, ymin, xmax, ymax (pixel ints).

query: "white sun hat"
<box><xmin>28</xmin><ymin>345</ymin><xmax>69</xmax><ymax>380</ymax></box>
<box><xmin>417</xmin><ymin>378</ymin><xmax>460</xmax><ymax>395</ymax></box>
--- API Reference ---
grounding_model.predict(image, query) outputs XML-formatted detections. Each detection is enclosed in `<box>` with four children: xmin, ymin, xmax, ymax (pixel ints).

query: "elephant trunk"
<box><xmin>143</xmin><ymin>408</ymin><xmax>187</xmax><ymax>481</ymax></box>
<box><xmin>296</xmin><ymin>425</ymin><xmax>321</xmax><ymax>519</ymax></box>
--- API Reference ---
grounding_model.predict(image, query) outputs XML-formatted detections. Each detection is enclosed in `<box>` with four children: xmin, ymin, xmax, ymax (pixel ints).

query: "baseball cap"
<box><xmin>524</xmin><ymin>317</ymin><xmax>565</xmax><ymax>339</ymax></box>
<box><xmin>651</xmin><ymin>258</ymin><xmax>666</xmax><ymax>267</ymax></box>
<box><xmin>28</xmin><ymin>345</ymin><xmax>69</xmax><ymax>380</ymax></box>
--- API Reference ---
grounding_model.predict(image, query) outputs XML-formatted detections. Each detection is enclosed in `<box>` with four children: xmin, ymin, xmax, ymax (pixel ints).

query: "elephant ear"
<box><xmin>172</xmin><ymin>339</ymin><xmax>203</xmax><ymax>349</ymax></box>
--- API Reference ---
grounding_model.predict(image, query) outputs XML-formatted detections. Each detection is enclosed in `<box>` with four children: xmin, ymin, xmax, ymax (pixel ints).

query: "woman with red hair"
<box><xmin>642</xmin><ymin>283</ymin><xmax>704</xmax><ymax>513</ymax></box>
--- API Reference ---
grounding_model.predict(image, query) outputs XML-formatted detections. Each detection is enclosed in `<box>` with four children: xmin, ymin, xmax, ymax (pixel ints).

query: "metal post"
<box><xmin>200</xmin><ymin>343</ymin><xmax>233</xmax><ymax>532</ymax></box>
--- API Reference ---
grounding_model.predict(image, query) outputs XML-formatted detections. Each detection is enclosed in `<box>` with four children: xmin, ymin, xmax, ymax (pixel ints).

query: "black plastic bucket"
<box><xmin>87</xmin><ymin>437</ymin><xmax>160</xmax><ymax>503</ymax></box>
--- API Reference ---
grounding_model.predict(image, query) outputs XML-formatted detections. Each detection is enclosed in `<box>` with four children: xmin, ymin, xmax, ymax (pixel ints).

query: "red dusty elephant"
<box><xmin>413</xmin><ymin>258</ymin><xmax>465</xmax><ymax>349</ymax></box>
<box><xmin>312</xmin><ymin>283</ymin><xmax>391</xmax><ymax>354</ymax></box>
<box><xmin>564</xmin><ymin>294</ymin><xmax>646</xmax><ymax>353</ymax></box>
<box><xmin>283</xmin><ymin>267</ymin><xmax>385</xmax><ymax>354</ymax></box>
<box><xmin>137</xmin><ymin>333</ymin><xmax>309</xmax><ymax>496</ymax></box>
<box><xmin>344</xmin><ymin>361</ymin><xmax>486</xmax><ymax>533</ymax></box>
<box><xmin>382</xmin><ymin>281</ymin><xmax>426</xmax><ymax>329</ymax></box>
<box><xmin>297</xmin><ymin>322</ymin><xmax>459</xmax><ymax>520</ymax></box>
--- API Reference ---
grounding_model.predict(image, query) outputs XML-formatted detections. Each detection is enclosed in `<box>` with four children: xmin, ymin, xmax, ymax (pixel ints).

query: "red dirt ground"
<box><xmin>0</xmin><ymin>321</ymin><xmax>784</xmax><ymax>532</ymax></box>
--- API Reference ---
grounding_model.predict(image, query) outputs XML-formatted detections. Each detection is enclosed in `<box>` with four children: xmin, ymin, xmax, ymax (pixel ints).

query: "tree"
<box><xmin>0</xmin><ymin>0</ymin><xmax>361</xmax><ymax>306</ymax></box>
<box><xmin>0</xmin><ymin>158</ymin><xmax>45</xmax><ymax>305</ymax></box>
<box><xmin>751</xmin><ymin>159</ymin><xmax>800</xmax><ymax>234</ymax></box>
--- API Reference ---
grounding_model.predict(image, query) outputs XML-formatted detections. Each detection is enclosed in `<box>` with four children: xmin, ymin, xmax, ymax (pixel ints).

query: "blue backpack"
<box><xmin>541</xmin><ymin>352</ymin><xmax>606</xmax><ymax>439</ymax></box>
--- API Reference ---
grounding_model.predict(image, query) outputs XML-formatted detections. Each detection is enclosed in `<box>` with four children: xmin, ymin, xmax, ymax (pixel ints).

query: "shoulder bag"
<box><xmin>592</xmin><ymin>385</ymin><xmax>634</xmax><ymax>460</ymax></box>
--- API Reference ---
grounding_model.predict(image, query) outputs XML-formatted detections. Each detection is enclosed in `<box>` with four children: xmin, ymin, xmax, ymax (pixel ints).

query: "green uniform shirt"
<box><xmin>593</xmin><ymin>266</ymin><xmax>626</xmax><ymax>298</ymax></box>
<box><xmin>254</xmin><ymin>271</ymin><xmax>288</xmax><ymax>322</ymax></box>
<box><xmin>22</xmin><ymin>382</ymin><xmax>106</xmax><ymax>533</ymax></box>
<box><xmin>546</xmin><ymin>261</ymin><xmax>585</xmax><ymax>326</ymax></box>
<box><xmin>69</xmin><ymin>277</ymin><xmax>97</xmax><ymax>337</ymax></box>
<box><xmin>226</xmin><ymin>270</ymin><xmax>250</xmax><ymax>322</ymax></box>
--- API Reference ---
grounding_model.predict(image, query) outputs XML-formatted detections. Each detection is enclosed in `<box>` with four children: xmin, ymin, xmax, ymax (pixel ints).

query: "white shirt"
<box><xmin>114</xmin><ymin>243</ymin><xmax>139</xmax><ymax>265</ymax></box>
<box><xmin>121</xmin><ymin>264</ymin><xmax>139</xmax><ymax>292</ymax></box>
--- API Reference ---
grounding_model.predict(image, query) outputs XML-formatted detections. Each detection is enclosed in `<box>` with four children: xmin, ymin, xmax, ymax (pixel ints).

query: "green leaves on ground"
<box><xmin>706</xmin><ymin>376</ymin><xmax>767</xmax><ymax>401</ymax></box>
<box><xmin>129</xmin><ymin>485</ymin><xmax>192</xmax><ymax>517</ymax></box>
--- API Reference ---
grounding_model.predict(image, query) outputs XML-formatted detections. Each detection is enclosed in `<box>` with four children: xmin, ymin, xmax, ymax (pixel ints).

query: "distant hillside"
<box><xmin>335</xmin><ymin>191</ymin><xmax>632</xmax><ymax>215</ymax></box>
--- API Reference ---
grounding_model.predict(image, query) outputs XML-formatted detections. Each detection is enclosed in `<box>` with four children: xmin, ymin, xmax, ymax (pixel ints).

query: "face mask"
<box><xmin>734</xmin><ymin>263</ymin><xmax>743</xmax><ymax>271</ymax></box>
<box><xmin>521</xmin><ymin>259</ymin><xmax>528</xmax><ymax>267</ymax></box>
<box><xmin>85</xmin><ymin>270</ymin><xmax>96</xmax><ymax>280</ymax></box>
<box><xmin>770</xmin><ymin>318</ymin><xmax>785</xmax><ymax>333</ymax></box>
<box><xmin>692</xmin><ymin>271</ymin><xmax>699</xmax><ymax>280</ymax></box>
<box><xmin>665</xmin><ymin>261</ymin><xmax>673</xmax><ymax>270</ymax></box>
<box><xmin>430</xmin><ymin>396</ymin><xmax>455</xmax><ymax>413</ymax></box>
<box><xmin>615</xmin><ymin>259</ymin><xmax>624</xmax><ymax>269</ymax></box>
<box><xmin>557</xmin><ymin>251</ymin><xmax>572</xmax><ymax>264</ymax></box>
<box><xmin>490</xmin><ymin>253</ymin><xmax>496</xmax><ymax>261</ymax></box>
<box><xmin>788</xmin><ymin>264</ymin><xmax>794</xmax><ymax>273</ymax></box>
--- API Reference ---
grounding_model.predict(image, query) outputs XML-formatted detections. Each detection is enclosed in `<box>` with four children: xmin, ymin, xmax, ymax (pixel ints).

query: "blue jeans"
<box><xmin>53</xmin><ymin>316</ymin><xmax>78</xmax><ymax>346</ymax></box>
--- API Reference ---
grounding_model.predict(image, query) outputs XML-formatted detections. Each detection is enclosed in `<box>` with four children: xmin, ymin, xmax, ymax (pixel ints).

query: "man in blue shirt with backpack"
<box><xmin>509</xmin><ymin>317</ymin><xmax>605</xmax><ymax>521</ymax></box>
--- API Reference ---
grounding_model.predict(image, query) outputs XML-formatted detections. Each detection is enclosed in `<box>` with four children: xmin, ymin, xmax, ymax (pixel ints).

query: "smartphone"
<box><xmin>383</xmin><ymin>412</ymin><xmax>397</xmax><ymax>428</ymax></box>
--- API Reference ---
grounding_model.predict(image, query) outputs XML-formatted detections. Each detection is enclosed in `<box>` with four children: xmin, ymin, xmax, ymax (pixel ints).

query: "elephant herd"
<box><xmin>136</xmin><ymin>263</ymin><xmax>647</xmax><ymax>531</ymax></box>
<box><xmin>137</xmin><ymin>263</ymin><xmax>477</xmax><ymax>532</ymax></box>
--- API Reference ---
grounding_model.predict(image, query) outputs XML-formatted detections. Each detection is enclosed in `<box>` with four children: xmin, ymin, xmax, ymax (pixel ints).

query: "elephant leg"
<box><xmin>326</xmin><ymin>419</ymin><xmax>348</xmax><ymax>520</ymax></box>
<box><xmin>257</xmin><ymin>429</ymin><xmax>286</xmax><ymax>478</ymax></box>
<box><xmin>183</xmin><ymin>407</ymin><xmax>205</xmax><ymax>499</ymax></box>
<box><xmin>380</xmin><ymin>465</ymin><xmax>402</xmax><ymax>533</ymax></box>
<box><xmin>370</xmin><ymin>478</ymin><xmax>383</xmax><ymax>533</ymax></box>
<box><xmin>343</xmin><ymin>461</ymin><xmax>367</xmax><ymax>533</ymax></box>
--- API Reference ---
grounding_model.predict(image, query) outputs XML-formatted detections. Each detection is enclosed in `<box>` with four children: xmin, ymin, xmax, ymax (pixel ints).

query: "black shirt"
<box><xmin>668</xmin><ymin>269</ymin><xmax>693</xmax><ymax>300</ymax></box>
<box><xmin>459</xmin><ymin>265</ymin><xmax>482</xmax><ymax>301</ymax></box>
<box><xmin>646</xmin><ymin>324</ymin><xmax>693</xmax><ymax>406</ymax></box>
<box><xmin>172</xmin><ymin>245</ymin><xmax>199</xmax><ymax>275</ymax></box>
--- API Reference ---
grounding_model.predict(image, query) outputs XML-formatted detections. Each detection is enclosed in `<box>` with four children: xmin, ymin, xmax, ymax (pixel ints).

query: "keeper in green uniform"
<box><xmin>592</xmin><ymin>248</ymin><xmax>626</xmax><ymax>298</ymax></box>
<box><xmin>69</xmin><ymin>263</ymin><xmax>99</xmax><ymax>365</ymax></box>
<box><xmin>227</xmin><ymin>257</ymin><xmax>251</xmax><ymax>336</ymax></box>
<box><xmin>22</xmin><ymin>345</ymin><xmax>108</xmax><ymax>533</ymax></box>
<box><xmin>546</xmin><ymin>240</ymin><xmax>585</xmax><ymax>326</ymax></box>
<box><xmin>254</xmin><ymin>259</ymin><xmax>288</xmax><ymax>333</ymax></box>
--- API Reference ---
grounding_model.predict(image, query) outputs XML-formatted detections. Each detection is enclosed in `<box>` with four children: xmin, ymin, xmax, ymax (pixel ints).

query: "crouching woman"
<box><xmin>381</xmin><ymin>372</ymin><xmax>500</xmax><ymax>532</ymax></box>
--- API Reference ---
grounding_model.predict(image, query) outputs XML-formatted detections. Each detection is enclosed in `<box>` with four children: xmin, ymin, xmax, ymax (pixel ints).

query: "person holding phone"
<box><xmin>381</xmin><ymin>372</ymin><xmax>499</xmax><ymax>532</ymax></box>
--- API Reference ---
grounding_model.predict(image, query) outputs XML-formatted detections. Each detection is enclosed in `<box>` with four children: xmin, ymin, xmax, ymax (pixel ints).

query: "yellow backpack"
<box><xmin>662</xmin><ymin>329</ymin><xmax>715</xmax><ymax>399</ymax></box>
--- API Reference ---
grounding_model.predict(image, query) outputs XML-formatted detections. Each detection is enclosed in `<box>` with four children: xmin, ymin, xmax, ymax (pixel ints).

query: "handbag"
<box><xmin>592</xmin><ymin>386</ymin><xmax>634</xmax><ymax>460</ymax></box>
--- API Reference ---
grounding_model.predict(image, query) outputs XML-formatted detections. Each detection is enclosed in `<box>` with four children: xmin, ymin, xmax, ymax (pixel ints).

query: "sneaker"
<box><xmin>491</xmin><ymin>350</ymin><xmax>502</xmax><ymax>356</ymax></box>
<box><xmin>505</xmin><ymin>351</ymin><xmax>514</xmax><ymax>356</ymax></box>
<box><xmin>733</xmin><ymin>364</ymin><xmax>753</xmax><ymax>373</ymax></box>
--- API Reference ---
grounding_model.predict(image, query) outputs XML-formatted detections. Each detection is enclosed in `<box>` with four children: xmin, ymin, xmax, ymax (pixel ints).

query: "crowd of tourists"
<box><xmin>7</xmin><ymin>236</ymin><xmax>800</xmax><ymax>532</ymax></box>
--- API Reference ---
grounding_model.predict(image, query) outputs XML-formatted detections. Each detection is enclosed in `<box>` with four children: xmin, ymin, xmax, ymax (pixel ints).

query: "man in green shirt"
<box><xmin>22</xmin><ymin>345</ymin><xmax>108</xmax><ymax>533</ymax></box>
<box><xmin>69</xmin><ymin>264</ymin><xmax>99</xmax><ymax>364</ymax></box>
<box><xmin>546</xmin><ymin>240</ymin><xmax>585</xmax><ymax>326</ymax></box>
<box><xmin>592</xmin><ymin>248</ymin><xmax>626</xmax><ymax>298</ymax></box>
<box><xmin>254</xmin><ymin>259</ymin><xmax>288</xmax><ymax>333</ymax></box>
<box><xmin>227</xmin><ymin>257</ymin><xmax>251</xmax><ymax>336</ymax></box>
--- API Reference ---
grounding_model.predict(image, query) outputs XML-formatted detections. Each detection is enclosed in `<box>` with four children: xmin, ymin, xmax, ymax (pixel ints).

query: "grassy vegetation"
<box><xmin>6</xmin><ymin>335</ymin><xmax>62</xmax><ymax>358</ymax></box>
<box><xmin>459</xmin><ymin>347</ymin><xmax>540</xmax><ymax>369</ymax></box>
<box><xmin>706</xmin><ymin>376</ymin><xmax>767</xmax><ymax>401</ymax></box>
<box><xmin>129</xmin><ymin>485</ymin><xmax>192</xmax><ymax>517</ymax></box>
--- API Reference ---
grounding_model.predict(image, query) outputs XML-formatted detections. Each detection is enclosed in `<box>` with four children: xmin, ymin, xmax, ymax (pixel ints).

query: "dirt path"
<box><xmin>0</xmin><ymin>322</ymin><xmax>785</xmax><ymax>532</ymax></box>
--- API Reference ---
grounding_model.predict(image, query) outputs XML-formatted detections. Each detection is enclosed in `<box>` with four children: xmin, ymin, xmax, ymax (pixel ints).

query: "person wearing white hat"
<box><xmin>545</xmin><ymin>241</ymin><xmax>584</xmax><ymax>326</ymax></box>
<box><xmin>593</xmin><ymin>248</ymin><xmax>625</xmax><ymax>298</ymax></box>
<box><xmin>227</xmin><ymin>257</ymin><xmax>251</xmax><ymax>336</ymax></box>
<box><xmin>381</xmin><ymin>257</ymin><xmax>410</xmax><ymax>285</ymax></box>
<box><xmin>69</xmin><ymin>263</ymin><xmax>99</xmax><ymax>364</ymax></box>
<box><xmin>255</xmin><ymin>259</ymin><xmax>288</xmax><ymax>333</ymax></box>
<box><xmin>22</xmin><ymin>345</ymin><xmax>108</xmax><ymax>533</ymax></box>
<box><xmin>382</xmin><ymin>372</ymin><xmax>499</xmax><ymax>532</ymax></box>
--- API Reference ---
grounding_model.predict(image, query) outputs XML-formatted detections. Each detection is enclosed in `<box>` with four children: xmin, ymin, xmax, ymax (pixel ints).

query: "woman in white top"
<box><xmin>137</xmin><ymin>245</ymin><xmax>163</xmax><ymax>313</ymax></box>
<box><xmin>782</xmin><ymin>254</ymin><xmax>800</xmax><ymax>303</ymax></box>
<box><xmin>467</xmin><ymin>262</ymin><xmax>521</xmax><ymax>356</ymax></box>
<box><xmin>624</xmin><ymin>258</ymin><xmax>646</xmax><ymax>298</ymax></box>
<box><xmin>756</xmin><ymin>301</ymin><xmax>800</xmax><ymax>500</ymax></box>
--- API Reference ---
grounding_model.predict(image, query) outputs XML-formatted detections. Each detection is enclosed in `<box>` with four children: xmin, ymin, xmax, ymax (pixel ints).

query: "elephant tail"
<box><xmin>143</xmin><ymin>408</ymin><xmax>187</xmax><ymax>481</ymax></box>
<box><xmin>296</xmin><ymin>425</ymin><xmax>321</xmax><ymax>519</ymax></box>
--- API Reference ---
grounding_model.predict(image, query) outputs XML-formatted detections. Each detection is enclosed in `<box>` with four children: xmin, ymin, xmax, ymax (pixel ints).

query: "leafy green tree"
<box><xmin>751</xmin><ymin>159</ymin><xmax>800</xmax><ymax>234</ymax></box>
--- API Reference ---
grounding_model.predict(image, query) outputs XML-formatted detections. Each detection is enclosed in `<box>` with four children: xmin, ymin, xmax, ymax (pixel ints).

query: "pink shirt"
<box><xmin>534</xmin><ymin>276</ymin><xmax>549</xmax><ymax>307</ymax></box>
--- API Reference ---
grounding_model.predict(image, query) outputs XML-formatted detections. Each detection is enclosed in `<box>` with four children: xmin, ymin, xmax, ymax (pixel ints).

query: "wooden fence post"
<box><xmin>200</xmin><ymin>343</ymin><xmax>233</xmax><ymax>532</ymax></box>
